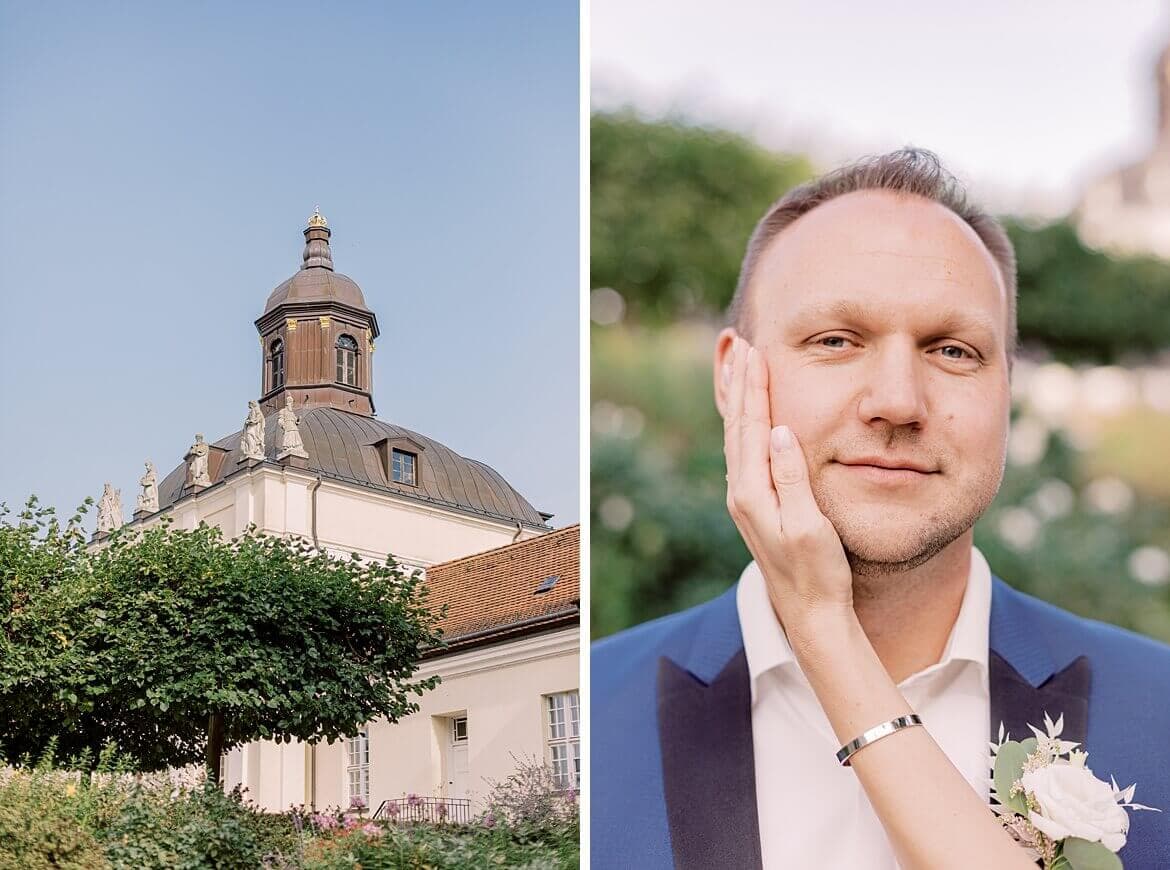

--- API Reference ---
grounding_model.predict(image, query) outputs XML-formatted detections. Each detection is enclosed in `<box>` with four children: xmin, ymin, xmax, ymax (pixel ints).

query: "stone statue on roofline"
<box><xmin>241</xmin><ymin>400</ymin><xmax>266</xmax><ymax>461</ymax></box>
<box><xmin>276</xmin><ymin>394</ymin><xmax>309</xmax><ymax>460</ymax></box>
<box><xmin>136</xmin><ymin>460</ymin><xmax>158</xmax><ymax>514</ymax></box>
<box><xmin>96</xmin><ymin>483</ymin><xmax>122</xmax><ymax>534</ymax></box>
<box><xmin>186</xmin><ymin>434</ymin><xmax>211</xmax><ymax>487</ymax></box>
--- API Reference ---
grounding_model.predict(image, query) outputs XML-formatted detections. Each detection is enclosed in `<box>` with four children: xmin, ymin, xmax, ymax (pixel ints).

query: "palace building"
<box><xmin>1076</xmin><ymin>40</ymin><xmax>1170</xmax><ymax>259</ymax></box>
<box><xmin>112</xmin><ymin>212</ymin><xmax>579</xmax><ymax>814</ymax></box>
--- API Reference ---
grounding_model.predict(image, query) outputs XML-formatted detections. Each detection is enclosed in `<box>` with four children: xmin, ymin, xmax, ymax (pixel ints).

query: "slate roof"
<box><xmin>424</xmin><ymin>524</ymin><xmax>580</xmax><ymax>647</ymax></box>
<box><xmin>155</xmin><ymin>406</ymin><xmax>548</xmax><ymax>529</ymax></box>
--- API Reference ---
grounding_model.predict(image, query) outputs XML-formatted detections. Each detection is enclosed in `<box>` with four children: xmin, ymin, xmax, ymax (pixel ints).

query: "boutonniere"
<box><xmin>990</xmin><ymin>713</ymin><xmax>1160</xmax><ymax>869</ymax></box>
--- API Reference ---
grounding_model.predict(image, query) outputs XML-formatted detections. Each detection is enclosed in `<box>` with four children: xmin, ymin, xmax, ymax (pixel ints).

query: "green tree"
<box><xmin>0</xmin><ymin>500</ymin><xmax>442</xmax><ymax>781</ymax></box>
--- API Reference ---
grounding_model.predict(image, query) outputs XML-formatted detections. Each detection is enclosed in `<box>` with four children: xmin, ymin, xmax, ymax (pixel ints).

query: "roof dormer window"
<box><xmin>391</xmin><ymin>449</ymin><xmax>416</xmax><ymax>486</ymax></box>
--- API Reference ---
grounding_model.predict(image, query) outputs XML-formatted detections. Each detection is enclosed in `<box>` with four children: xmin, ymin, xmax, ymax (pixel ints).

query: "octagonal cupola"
<box><xmin>255</xmin><ymin>211</ymin><xmax>380</xmax><ymax>416</ymax></box>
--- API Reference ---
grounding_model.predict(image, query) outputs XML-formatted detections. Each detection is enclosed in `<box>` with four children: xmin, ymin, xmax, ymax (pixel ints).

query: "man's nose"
<box><xmin>855</xmin><ymin>341</ymin><xmax>928</xmax><ymax>428</ymax></box>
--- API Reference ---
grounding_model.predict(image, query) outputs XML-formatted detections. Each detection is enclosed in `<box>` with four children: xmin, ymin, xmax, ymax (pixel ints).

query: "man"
<box><xmin>591</xmin><ymin>149</ymin><xmax>1170</xmax><ymax>868</ymax></box>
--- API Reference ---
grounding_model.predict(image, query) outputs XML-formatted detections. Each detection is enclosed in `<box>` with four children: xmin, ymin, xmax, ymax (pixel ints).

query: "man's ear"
<box><xmin>713</xmin><ymin>327</ymin><xmax>738</xmax><ymax>419</ymax></box>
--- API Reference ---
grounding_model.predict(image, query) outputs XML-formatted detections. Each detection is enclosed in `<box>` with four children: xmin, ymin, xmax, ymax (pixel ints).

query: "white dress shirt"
<box><xmin>736</xmin><ymin>547</ymin><xmax>992</xmax><ymax>869</ymax></box>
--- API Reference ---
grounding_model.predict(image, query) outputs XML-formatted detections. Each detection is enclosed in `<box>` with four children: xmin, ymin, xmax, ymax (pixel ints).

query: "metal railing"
<box><xmin>373</xmin><ymin>795</ymin><xmax>472</xmax><ymax>824</ymax></box>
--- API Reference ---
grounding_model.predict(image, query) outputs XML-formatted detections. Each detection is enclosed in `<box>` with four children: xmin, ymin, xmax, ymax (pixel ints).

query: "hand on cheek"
<box><xmin>723</xmin><ymin>336</ymin><xmax>855</xmax><ymax>638</ymax></box>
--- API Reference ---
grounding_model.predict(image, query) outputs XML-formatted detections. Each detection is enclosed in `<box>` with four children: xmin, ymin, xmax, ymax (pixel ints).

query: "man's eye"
<box><xmin>818</xmin><ymin>336</ymin><xmax>852</xmax><ymax>348</ymax></box>
<box><xmin>936</xmin><ymin>345</ymin><xmax>972</xmax><ymax>360</ymax></box>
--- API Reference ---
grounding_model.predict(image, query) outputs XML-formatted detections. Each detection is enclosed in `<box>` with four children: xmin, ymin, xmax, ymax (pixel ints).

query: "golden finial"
<box><xmin>307</xmin><ymin>206</ymin><xmax>328</xmax><ymax>228</ymax></box>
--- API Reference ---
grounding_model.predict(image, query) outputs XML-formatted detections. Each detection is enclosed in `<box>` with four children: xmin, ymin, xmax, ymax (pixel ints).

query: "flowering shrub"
<box><xmin>480</xmin><ymin>755</ymin><xmax>579</xmax><ymax>830</ymax></box>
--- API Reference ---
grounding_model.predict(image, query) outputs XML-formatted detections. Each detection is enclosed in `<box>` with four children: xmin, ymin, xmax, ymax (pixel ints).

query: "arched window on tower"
<box><xmin>270</xmin><ymin>338</ymin><xmax>285</xmax><ymax>390</ymax></box>
<box><xmin>336</xmin><ymin>334</ymin><xmax>358</xmax><ymax>386</ymax></box>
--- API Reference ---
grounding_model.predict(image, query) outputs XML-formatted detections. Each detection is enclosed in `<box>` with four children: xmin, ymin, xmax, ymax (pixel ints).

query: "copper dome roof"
<box><xmin>262</xmin><ymin>268</ymin><xmax>368</xmax><ymax>314</ymax></box>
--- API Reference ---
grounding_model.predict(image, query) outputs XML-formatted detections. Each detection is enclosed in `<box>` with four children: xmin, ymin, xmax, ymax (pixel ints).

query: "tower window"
<box><xmin>336</xmin><ymin>334</ymin><xmax>358</xmax><ymax>386</ymax></box>
<box><xmin>391</xmin><ymin>449</ymin><xmax>416</xmax><ymax>485</ymax></box>
<box><xmin>270</xmin><ymin>338</ymin><xmax>285</xmax><ymax>390</ymax></box>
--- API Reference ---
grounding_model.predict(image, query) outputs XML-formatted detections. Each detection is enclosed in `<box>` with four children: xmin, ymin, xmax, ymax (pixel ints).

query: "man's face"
<box><xmin>717</xmin><ymin>190</ymin><xmax>1011</xmax><ymax>574</ymax></box>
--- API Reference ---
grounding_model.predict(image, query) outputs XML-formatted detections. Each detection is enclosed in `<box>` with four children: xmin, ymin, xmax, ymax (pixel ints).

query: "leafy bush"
<box><xmin>0</xmin><ymin>767</ymin><xmax>108</xmax><ymax>870</ymax></box>
<box><xmin>0</xmin><ymin>752</ymin><xmax>577</xmax><ymax>870</ymax></box>
<box><xmin>102</xmin><ymin>782</ymin><xmax>288</xmax><ymax>869</ymax></box>
<box><xmin>0</xmin><ymin>750</ymin><xmax>297</xmax><ymax>870</ymax></box>
<box><xmin>296</xmin><ymin>817</ymin><xmax>578</xmax><ymax>870</ymax></box>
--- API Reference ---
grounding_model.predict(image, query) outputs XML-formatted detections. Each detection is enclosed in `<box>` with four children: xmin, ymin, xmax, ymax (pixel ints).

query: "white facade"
<box><xmin>292</xmin><ymin>627</ymin><xmax>578</xmax><ymax>814</ymax></box>
<box><xmin>131</xmin><ymin>460</ymin><xmax>576</xmax><ymax>815</ymax></box>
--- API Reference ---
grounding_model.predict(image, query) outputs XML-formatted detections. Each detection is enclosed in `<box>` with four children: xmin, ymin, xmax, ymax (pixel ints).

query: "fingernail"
<box><xmin>721</xmin><ymin>362</ymin><xmax>732</xmax><ymax>386</ymax></box>
<box><xmin>771</xmin><ymin>425</ymin><xmax>793</xmax><ymax>451</ymax></box>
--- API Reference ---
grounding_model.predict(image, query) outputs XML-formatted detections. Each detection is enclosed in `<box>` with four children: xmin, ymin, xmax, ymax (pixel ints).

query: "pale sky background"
<box><xmin>0</xmin><ymin>3</ymin><xmax>579</xmax><ymax>528</ymax></box>
<box><xmin>593</xmin><ymin>0</ymin><xmax>1170</xmax><ymax>216</ymax></box>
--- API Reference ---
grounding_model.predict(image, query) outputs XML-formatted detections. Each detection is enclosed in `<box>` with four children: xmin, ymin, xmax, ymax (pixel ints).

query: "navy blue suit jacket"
<box><xmin>591</xmin><ymin>577</ymin><xmax>1170</xmax><ymax>869</ymax></box>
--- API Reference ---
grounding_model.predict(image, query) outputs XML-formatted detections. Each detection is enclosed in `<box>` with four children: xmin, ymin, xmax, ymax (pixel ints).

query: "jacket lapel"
<box><xmin>656</xmin><ymin>587</ymin><xmax>762</xmax><ymax>870</ymax></box>
<box><xmin>989</xmin><ymin>651</ymin><xmax>1091</xmax><ymax>745</ymax></box>
<box><xmin>989</xmin><ymin>577</ymin><xmax>1092</xmax><ymax>745</ymax></box>
<box><xmin>658</xmin><ymin>650</ymin><xmax>761</xmax><ymax>870</ymax></box>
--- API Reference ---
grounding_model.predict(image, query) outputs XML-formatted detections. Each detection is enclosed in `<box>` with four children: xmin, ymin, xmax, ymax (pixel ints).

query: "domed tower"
<box><xmin>255</xmin><ymin>210</ymin><xmax>380</xmax><ymax>416</ymax></box>
<box><xmin>1075</xmin><ymin>37</ymin><xmax>1170</xmax><ymax>259</ymax></box>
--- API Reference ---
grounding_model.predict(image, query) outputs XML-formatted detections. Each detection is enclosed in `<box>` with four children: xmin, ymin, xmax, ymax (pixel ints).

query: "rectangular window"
<box><xmin>452</xmin><ymin>716</ymin><xmax>468</xmax><ymax>742</ymax></box>
<box><xmin>545</xmin><ymin>691</ymin><xmax>580</xmax><ymax>790</ymax></box>
<box><xmin>391</xmin><ymin>449</ymin><xmax>417</xmax><ymax>485</ymax></box>
<box><xmin>346</xmin><ymin>730</ymin><xmax>370</xmax><ymax>806</ymax></box>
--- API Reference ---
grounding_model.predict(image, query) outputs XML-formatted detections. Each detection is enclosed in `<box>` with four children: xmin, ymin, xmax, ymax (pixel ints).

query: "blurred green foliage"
<box><xmin>1009</xmin><ymin>219</ymin><xmax>1170</xmax><ymax>361</ymax></box>
<box><xmin>591</xmin><ymin>111</ymin><xmax>1170</xmax><ymax>641</ymax></box>
<box><xmin>592</xmin><ymin>111</ymin><xmax>814</xmax><ymax>322</ymax></box>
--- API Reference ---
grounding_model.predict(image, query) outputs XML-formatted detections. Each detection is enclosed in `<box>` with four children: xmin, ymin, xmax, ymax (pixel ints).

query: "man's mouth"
<box><xmin>834</xmin><ymin>457</ymin><xmax>938</xmax><ymax>484</ymax></box>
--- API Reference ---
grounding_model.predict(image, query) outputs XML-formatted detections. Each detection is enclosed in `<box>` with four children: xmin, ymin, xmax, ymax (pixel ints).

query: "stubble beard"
<box><xmin>809</xmin><ymin>458</ymin><xmax>1005</xmax><ymax>584</ymax></box>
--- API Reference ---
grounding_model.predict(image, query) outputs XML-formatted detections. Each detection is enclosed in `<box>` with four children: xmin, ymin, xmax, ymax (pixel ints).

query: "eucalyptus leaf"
<box><xmin>1061</xmin><ymin>837</ymin><xmax>1123</xmax><ymax>870</ymax></box>
<box><xmin>993</xmin><ymin>740</ymin><xmax>1030</xmax><ymax>815</ymax></box>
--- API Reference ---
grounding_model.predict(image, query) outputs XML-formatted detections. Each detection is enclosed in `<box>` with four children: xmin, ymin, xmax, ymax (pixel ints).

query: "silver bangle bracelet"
<box><xmin>836</xmin><ymin>714</ymin><xmax>923</xmax><ymax>766</ymax></box>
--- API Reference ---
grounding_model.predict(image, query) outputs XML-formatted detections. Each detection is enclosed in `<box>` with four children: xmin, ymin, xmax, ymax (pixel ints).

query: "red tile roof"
<box><xmin>424</xmin><ymin>525</ymin><xmax>579</xmax><ymax>647</ymax></box>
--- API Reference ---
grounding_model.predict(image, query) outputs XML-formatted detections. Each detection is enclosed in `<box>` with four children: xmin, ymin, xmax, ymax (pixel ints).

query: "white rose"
<box><xmin>1021</xmin><ymin>763</ymin><xmax>1129</xmax><ymax>852</ymax></box>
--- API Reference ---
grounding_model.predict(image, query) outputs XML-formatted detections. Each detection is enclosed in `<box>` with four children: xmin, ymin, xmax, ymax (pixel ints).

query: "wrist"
<box><xmin>781</xmin><ymin>603</ymin><xmax>860</xmax><ymax>658</ymax></box>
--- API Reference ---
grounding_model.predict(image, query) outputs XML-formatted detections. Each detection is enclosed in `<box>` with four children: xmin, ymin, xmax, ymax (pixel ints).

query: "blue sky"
<box><xmin>0</xmin><ymin>2</ymin><xmax>580</xmax><ymax>528</ymax></box>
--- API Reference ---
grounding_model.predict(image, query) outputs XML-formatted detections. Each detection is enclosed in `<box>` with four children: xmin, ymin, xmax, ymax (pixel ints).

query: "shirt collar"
<box><xmin>736</xmin><ymin>546</ymin><xmax>992</xmax><ymax>700</ymax></box>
